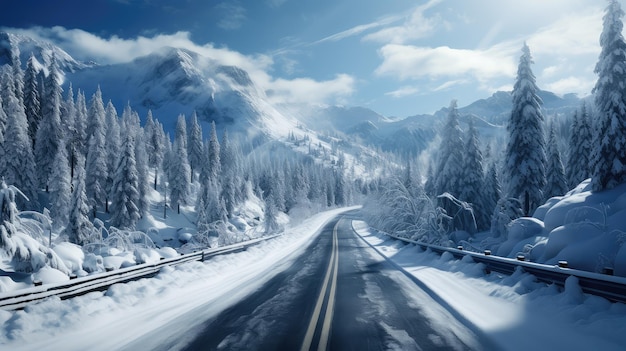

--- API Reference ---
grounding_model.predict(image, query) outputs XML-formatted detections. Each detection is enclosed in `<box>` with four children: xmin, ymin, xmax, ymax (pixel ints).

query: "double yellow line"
<box><xmin>300</xmin><ymin>219</ymin><xmax>340</xmax><ymax>351</ymax></box>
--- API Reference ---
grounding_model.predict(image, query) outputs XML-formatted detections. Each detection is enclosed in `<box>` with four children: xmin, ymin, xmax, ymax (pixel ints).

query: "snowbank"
<box><xmin>484</xmin><ymin>180</ymin><xmax>626</xmax><ymax>276</ymax></box>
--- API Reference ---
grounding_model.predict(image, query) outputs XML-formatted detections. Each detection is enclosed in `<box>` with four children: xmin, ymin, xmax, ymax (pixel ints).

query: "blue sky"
<box><xmin>0</xmin><ymin>0</ymin><xmax>613</xmax><ymax>117</ymax></box>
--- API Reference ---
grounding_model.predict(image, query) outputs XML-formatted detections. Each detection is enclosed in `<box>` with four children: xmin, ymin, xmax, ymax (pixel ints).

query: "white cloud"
<box><xmin>4</xmin><ymin>26</ymin><xmax>355</xmax><ymax>106</ymax></box>
<box><xmin>267</xmin><ymin>74</ymin><xmax>355</xmax><ymax>105</ymax></box>
<box><xmin>312</xmin><ymin>15</ymin><xmax>402</xmax><ymax>45</ymax></box>
<box><xmin>545</xmin><ymin>76</ymin><xmax>595</xmax><ymax>97</ymax></box>
<box><xmin>384</xmin><ymin>86</ymin><xmax>419</xmax><ymax>98</ymax></box>
<box><xmin>433</xmin><ymin>79</ymin><xmax>468</xmax><ymax>92</ymax></box>
<box><xmin>363</xmin><ymin>0</ymin><xmax>443</xmax><ymax>44</ymax></box>
<box><xmin>527</xmin><ymin>10</ymin><xmax>602</xmax><ymax>57</ymax></box>
<box><xmin>375</xmin><ymin>44</ymin><xmax>517</xmax><ymax>81</ymax></box>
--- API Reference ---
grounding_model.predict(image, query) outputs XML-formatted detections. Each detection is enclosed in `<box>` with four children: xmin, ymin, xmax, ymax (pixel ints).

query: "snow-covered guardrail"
<box><xmin>0</xmin><ymin>234</ymin><xmax>281</xmax><ymax>311</ymax></box>
<box><xmin>384</xmin><ymin>233</ymin><xmax>626</xmax><ymax>304</ymax></box>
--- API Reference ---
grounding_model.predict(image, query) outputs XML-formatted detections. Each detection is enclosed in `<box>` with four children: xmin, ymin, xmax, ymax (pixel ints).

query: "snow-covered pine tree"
<box><xmin>61</xmin><ymin>84</ymin><xmax>76</xmax><ymax>148</ymax></box>
<box><xmin>272</xmin><ymin>168</ymin><xmax>286</xmax><ymax>212</ymax></box>
<box><xmin>69</xmin><ymin>89</ymin><xmax>88</xmax><ymax>178</ymax></box>
<box><xmin>188</xmin><ymin>111</ymin><xmax>204</xmax><ymax>183</ymax></box>
<box><xmin>434</xmin><ymin>100</ymin><xmax>464</xmax><ymax>200</ymax></box>
<box><xmin>483</xmin><ymin>162</ymin><xmax>502</xmax><ymax>221</ymax></box>
<box><xmin>109</xmin><ymin>133</ymin><xmax>141</xmax><ymax>230</ymax></box>
<box><xmin>2</xmin><ymin>92</ymin><xmax>39</xmax><ymax>210</ymax></box>
<box><xmin>104</xmin><ymin>101</ymin><xmax>121</xmax><ymax>212</ymax></box>
<box><xmin>10</xmin><ymin>45</ymin><xmax>24</xmax><ymax>106</ymax></box>
<box><xmin>206</xmin><ymin>121</ymin><xmax>221</xmax><ymax>183</ymax></box>
<box><xmin>505</xmin><ymin>43</ymin><xmax>546</xmax><ymax>215</ymax></box>
<box><xmin>146</xmin><ymin>117</ymin><xmax>166</xmax><ymax>190</ymax></box>
<box><xmin>134</xmin><ymin>125</ymin><xmax>150</xmax><ymax>216</ymax></box>
<box><xmin>565</xmin><ymin>110</ymin><xmax>581</xmax><ymax>188</ymax></box>
<box><xmin>568</xmin><ymin>103</ymin><xmax>593</xmax><ymax>188</ymax></box>
<box><xmin>85</xmin><ymin>89</ymin><xmax>108</xmax><ymax>216</ymax></box>
<box><xmin>48</xmin><ymin>138</ymin><xmax>71</xmax><ymax>228</ymax></box>
<box><xmin>431</xmin><ymin>101</ymin><xmax>466</xmax><ymax>223</ymax></box>
<box><xmin>0</xmin><ymin>97</ymin><xmax>6</xmax><ymax>175</ymax></box>
<box><xmin>168</xmin><ymin>115</ymin><xmax>191</xmax><ymax>214</ymax></box>
<box><xmin>459</xmin><ymin>119</ymin><xmax>488</xmax><ymax>231</ymax></box>
<box><xmin>592</xmin><ymin>0</ymin><xmax>626</xmax><ymax>191</ymax></box>
<box><xmin>23</xmin><ymin>53</ymin><xmax>41</xmax><ymax>148</ymax></box>
<box><xmin>264</xmin><ymin>186</ymin><xmax>279</xmax><ymax>234</ymax></box>
<box><xmin>293</xmin><ymin>163</ymin><xmax>311</xmax><ymax>205</ymax></box>
<box><xmin>65</xmin><ymin>165</ymin><xmax>93</xmax><ymax>245</ymax></box>
<box><xmin>334</xmin><ymin>168</ymin><xmax>347</xmax><ymax>206</ymax></box>
<box><xmin>544</xmin><ymin>124</ymin><xmax>568</xmax><ymax>200</ymax></box>
<box><xmin>220</xmin><ymin>131</ymin><xmax>237</xmax><ymax>217</ymax></box>
<box><xmin>36</xmin><ymin>55</ymin><xmax>65</xmax><ymax>191</ymax></box>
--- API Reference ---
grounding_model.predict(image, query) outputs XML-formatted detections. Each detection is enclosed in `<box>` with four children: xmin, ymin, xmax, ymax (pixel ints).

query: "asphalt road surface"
<box><xmin>182</xmin><ymin>211</ymin><xmax>485</xmax><ymax>350</ymax></box>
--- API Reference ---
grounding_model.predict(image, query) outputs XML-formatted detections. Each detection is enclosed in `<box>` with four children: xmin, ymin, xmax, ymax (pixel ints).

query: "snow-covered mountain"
<box><xmin>0</xmin><ymin>30</ymin><xmax>586</xmax><ymax>159</ymax></box>
<box><xmin>0</xmin><ymin>31</ymin><xmax>91</xmax><ymax>74</ymax></box>
<box><xmin>66</xmin><ymin>46</ymin><xmax>298</xmax><ymax>138</ymax></box>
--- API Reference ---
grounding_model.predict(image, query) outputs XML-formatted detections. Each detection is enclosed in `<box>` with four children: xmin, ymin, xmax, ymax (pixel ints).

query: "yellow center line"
<box><xmin>317</xmin><ymin>220</ymin><xmax>339</xmax><ymax>351</ymax></box>
<box><xmin>300</xmin><ymin>218</ymin><xmax>340</xmax><ymax>351</ymax></box>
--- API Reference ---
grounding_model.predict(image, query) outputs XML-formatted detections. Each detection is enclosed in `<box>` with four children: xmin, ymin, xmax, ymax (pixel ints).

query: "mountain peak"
<box><xmin>0</xmin><ymin>31</ymin><xmax>89</xmax><ymax>73</ymax></box>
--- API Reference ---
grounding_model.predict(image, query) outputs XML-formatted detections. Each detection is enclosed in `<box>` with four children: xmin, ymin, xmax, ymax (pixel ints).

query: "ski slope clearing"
<box><xmin>353</xmin><ymin>220</ymin><xmax>626</xmax><ymax>351</ymax></box>
<box><xmin>0</xmin><ymin>207</ymin><xmax>356</xmax><ymax>351</ymax></box>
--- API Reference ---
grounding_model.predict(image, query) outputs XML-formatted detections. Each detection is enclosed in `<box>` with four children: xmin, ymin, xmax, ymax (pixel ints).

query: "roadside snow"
<box><xmin>353</xmin><ymin>220</ymin><xmax>626</xmax><ymax>351</ymax></box>
<box><xmin>0</xmin><ymin>207</ymin><xmax>357</xmax><ymax>351</ymax></box>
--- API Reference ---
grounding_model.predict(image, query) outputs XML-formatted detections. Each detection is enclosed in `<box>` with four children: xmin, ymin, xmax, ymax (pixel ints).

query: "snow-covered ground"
<box><xmin>4</xmin><ymin>207</ymin><xmax>625</xmax><ymax>351</ymax></box>
<box><xmin>353</xmin><ymin>220</ymin><xmax>626</xmax><ymax>351</ymax></box>
<box><xmin>0</xmin><ymin>207</ymin><xmax>356</xmax><ymax>351</ymax></box>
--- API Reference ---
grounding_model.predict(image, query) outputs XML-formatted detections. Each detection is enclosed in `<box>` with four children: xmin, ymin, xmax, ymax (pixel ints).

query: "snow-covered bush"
<box><xmin>0</xmin><ymin>183</ymin><xmax>69</xmax><ymax>274</ymax></box>
<box><xmin>363</xmin><ymin>177</ymin><xmax>448</xmax><ymax>245</ymax></box>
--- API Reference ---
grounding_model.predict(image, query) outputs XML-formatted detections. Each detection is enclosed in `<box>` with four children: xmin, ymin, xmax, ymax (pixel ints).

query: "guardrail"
<box><xmin>381</xmin><ymin>232</ymin><xmax>626</xmax><ymax>304</ymax></box>
<box><xmin>0</xmin><ymin>234</ymin><xmax>281</xmax><ymax>311</ymax></box>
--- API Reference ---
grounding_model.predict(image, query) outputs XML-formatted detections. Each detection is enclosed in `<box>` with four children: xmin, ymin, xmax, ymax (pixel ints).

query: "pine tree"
<box><xmin>48</xmin><ymin>139</ymin><xmax>71</xmax><ymax>228</ymax></box>
<box><xmin>505</xmin><ymin>43</ymin><xmax>546</xmax><ymax>215</ymax></box>
<box><xmin>10</xmin><ymin>46</ymin><xmax>24</xmax><ymax>106</ymax></box>
<box><xmin>434</xmin><ymin>100</ymin><xmax>465</xmax><ymax>200</ymax></box>
<box><xmin>85</xmin><ymin>89</ymin><xmax>108</xmax><ymax>216</ymax></box>
<box><xmin>565</xmin><ymin>110</ymin><xmax>581</xmax><ymax>187</ymax></box>
<box><xmin>545</xmin><ymin>124</ymin><xmax>568</xmax><ymax>200</ymax></box>
<box><xmin>566</xmin><ymin>103</ymin><xmax>593</xmax><ymax>188</ymax></box>
<box><xmin>168</xmin><ymin>115</ymin><xmax>191</xmax><ymax>214</ymax></box>
<box><xmin>264</xmin><ymin>188</ymin><xmax>279</xmax><ymax>234</ymax></box>
<box><xmin>134</xmin><ymin>127</ymin><xmax>150</xmax><ymax>216</ymax></box>
<box><xmin>188</xmin><ymin>111</ymin><xmax>204</xmax><ymax>183</ymax></box>
<box><xmin>205</xmin><ymin>121</ymin><xmax>221</xmax><ymax>183</ymax></box>
<box><xmin>146</xmin><ymin>117</ymin><xmax>165</xmax><ymax>190</ymax></box>
<box><xmin>35</xmin><ymin>55</ymin><xmax>64</xmax><ymax>192</ymax></box>
<box><xmin>459</xmin><ymin>119</ymin><xmax>488</xmax><ymax>231</ymax></box>
<box><xmin>109</xmin><ymin>133</ymin><xmax>141</xmax><ymax>230</ymax></box>
<box><xmin>2</xmin><ymin>93</ymin><xmax>39</xmax><ymax>210</ymax></box>
<box><xmin>69</xmin><ymin>90</ymin><xmax>88</xmax><ymax>178</ymax></box>
<box><xmin>104</xmin><ymin>101</ymin><xmax>121</xmax><ymax>212</ymax></box>
<box><xmin>23</xmin><ymin>53</ymin><xmax>41</xmax><ymax>148</ymax></box>
<box><xmin>65</xmin><ymin>165</ymin><xmax>93</xmax><ymax>245</ymax></box>
<box><xmin>220</xmin><ymin>131</ymin><xmax>237</xmax><ymax>216</ymax></box>
<box><xmin>592</xmin><ymin>0</ymin><xmax>626</xmax><ymax>191</ymax></box>
<box><xmin>483</xmin><ymin>162</ymin><xmax>502</xmax><ymax>221</ymax></box>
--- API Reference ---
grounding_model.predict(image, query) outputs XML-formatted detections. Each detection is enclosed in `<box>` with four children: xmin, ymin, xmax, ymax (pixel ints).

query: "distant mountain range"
<box><xmin>0</xmin><ymin>31</ymin><xmax>587</xmax><ymax>157</ymax></box>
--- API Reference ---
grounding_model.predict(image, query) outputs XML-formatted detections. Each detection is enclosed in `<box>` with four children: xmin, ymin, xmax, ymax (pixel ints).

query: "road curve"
<box><xmin>182</xmin><ymin>211</ymin><xmax>484</xmax><ymax>350</ymax></box>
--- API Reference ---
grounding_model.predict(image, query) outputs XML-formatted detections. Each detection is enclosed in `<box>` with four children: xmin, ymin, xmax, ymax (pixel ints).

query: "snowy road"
<box><xmin>181</xmin><ymin>210</ymin><xmax>483</xmax><ymax>350</ymax></box>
